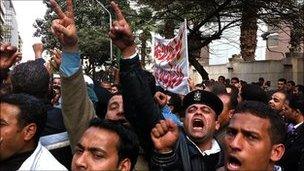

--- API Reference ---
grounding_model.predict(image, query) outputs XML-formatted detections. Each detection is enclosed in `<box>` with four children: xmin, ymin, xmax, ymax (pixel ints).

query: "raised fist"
<box><xmin>32</xmin><ymin>43</ymin><xmax>44</xmax><ymax>59</ymax></box>
<box><xmin>151</xmin><ymin>119</ymin><xmax>179</xmax><ymax>153</ymax></box>
<box><xmin>0</xmin><ymin>42</ymin><xmax>21</xmax><ymax>70</ymax></box>
<box><xmin>154</xmin><ymin>91</ymin><xmax>168</xmax><ymax>107</ymax></box>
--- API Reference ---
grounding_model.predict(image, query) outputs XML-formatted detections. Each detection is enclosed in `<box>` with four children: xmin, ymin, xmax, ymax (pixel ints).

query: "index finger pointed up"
<box><xmin>50</xmin><ymin>0</ymin><xmax>66</xmax><ymax>19</ymax></box>
<box><xmin>66</xmin><ymin>0</ymin><xmax>74</xmax><ymax>18</ymax></box>
<box><xmin>110</xmin><ymin>1</ymin><xmax>124</xmax><ymax>20</ymax></box>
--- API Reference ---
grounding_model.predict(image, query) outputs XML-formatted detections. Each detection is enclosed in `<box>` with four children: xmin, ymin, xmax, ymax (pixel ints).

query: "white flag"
<box><xmin>152</xmin><ymin>20</ymin><xmax>189</xmax><ymax>95</ymax></box>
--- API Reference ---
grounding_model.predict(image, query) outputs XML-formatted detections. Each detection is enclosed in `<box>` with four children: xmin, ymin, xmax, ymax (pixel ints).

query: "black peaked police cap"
<box><xmin>183</xmin><ymin>90</ymin><xmax>223</xmax><ymax>116</ymax></box>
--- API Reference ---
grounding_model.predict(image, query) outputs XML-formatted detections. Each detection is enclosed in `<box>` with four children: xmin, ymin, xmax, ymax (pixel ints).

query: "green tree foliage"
<box><xmin>35</xmin><ymin>0</ymin><xmax>304</xmax><ymax>79</ymax></box>
<box><xmin>135</xmin><ymin>0</ymin><xmax>304</xmax><ymax>79</ymax></box>
<box><xmin>133</xmin><ymin>7</ymin><xmax>156</xmax><ymax>67</ymax></box>
<box><xmin>285</xmin><ymin>1</ymin><xmax>304</xmax><ymax>55</ymax></box>
<box><xmin>34</xmin><ymin>0</ymin><xmax>137</xmax><ymax>75</ymax></box>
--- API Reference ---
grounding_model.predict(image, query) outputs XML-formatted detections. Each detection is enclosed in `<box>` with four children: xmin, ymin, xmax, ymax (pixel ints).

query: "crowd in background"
<box><xmin>0</xmin><ymin>0</ymin><xmax>303</xmax><ymax>171</ymax></box>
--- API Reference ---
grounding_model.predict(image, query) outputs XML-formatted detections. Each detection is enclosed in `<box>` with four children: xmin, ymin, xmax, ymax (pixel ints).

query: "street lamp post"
<box><xmin>95</xmin><ymin>0</ymin><xmax>113</xmax><ymax>62</ymax></box>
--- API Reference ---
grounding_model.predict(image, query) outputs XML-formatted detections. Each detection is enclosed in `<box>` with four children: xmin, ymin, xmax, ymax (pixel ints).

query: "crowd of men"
<box><xmin>0</xmin><ymin>0</ymin><xmax>304</xmax><ymax>170</ymax></box>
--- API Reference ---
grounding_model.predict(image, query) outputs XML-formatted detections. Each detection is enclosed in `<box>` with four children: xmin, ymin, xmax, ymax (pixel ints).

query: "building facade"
<box><xmin>1</xmin><ymin>0</ymin><xmax>21</xmax><ymax>46</ymax></box>
<box><xmin>265</xmin><ymin>24</ymin><xmax>292</xmax><ymax>60</ymax></box>
<box><xmin>0</xmin><ymin>0</ymin><xmax>6</xmax><ymax>41</ymax></box>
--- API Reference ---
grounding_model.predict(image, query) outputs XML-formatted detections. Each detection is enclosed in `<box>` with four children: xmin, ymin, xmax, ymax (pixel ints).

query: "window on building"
<box><xmin>268</xmin><ymin>35</ymin><xmax>279</xmax><ymax>46</ymax></box>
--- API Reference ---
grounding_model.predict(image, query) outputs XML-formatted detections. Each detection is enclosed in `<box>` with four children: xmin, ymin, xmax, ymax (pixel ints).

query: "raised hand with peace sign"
<box><xmin>50</xmin><ymin>0</ymin><xmax>137</xmax><ymax>57</ymax></box>
<box><xmin>50</xmin><ymin>0</ymin><xmax>78</xmax><ymax>52</ymax></box>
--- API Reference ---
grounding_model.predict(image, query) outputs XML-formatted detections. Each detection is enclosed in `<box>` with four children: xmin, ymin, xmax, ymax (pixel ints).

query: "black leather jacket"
<box><xmin>151</xmin><ymin>128</ymin><xmax>225</xmax><ymax>171</ymax></box>
<box><xmin>278</xmin><ymin>123</ymin><xmax>304</xmax><ymax>171</ymax></box>
<box><xmin>120</xmin><ymin>55</ymin><xmax>163</xmax><ymax>160</ymax></box>
<box><xmin>120</xmin><ymin>55</ymin><xmax>225</xmax><ymax>170</ymax></box>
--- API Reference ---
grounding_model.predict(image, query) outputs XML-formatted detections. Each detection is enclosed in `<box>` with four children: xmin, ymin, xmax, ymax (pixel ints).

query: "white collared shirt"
<box><xmin>18</xmin><ymin>142</ymin><xmax>67</xmax><ymax>170</ymax></box>
<box><xmin>294</xmin><ymin>122</ymin><xmax>303</xmax><ymax>129</ymax></box>
<box><xmin>186</xmin><ymin>137</ymin><xmax>221</xmax><ymax>156</ymax></box>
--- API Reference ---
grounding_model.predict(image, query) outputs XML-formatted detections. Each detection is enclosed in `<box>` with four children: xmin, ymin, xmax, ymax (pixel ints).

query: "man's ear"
<box><xmin>118</xmin><ymin>158</ymin><xmax>131</xmax><ymax>171</ymax></box>
<box><xmin>296</xmin><ymin>109</ymin><xmax>301</xmax><ymax>116</ymax></box>
<box><xmin>270</xmin><ymin>143</ymin><xmax>285</xmax><ymax>162</ymax></box>
<box><xmin>22</xmin><ymin>123</ymin><xmax>37</xmax><ymax>141</ymax></box>
<box><xmin>228</xmin><ymin>109</ymin><xmax>235</xmax><ymax>119</ymax></box>
<box><xmin>215</xmin><ymin>120</ymin><xmax>220</xmax><ymax>131</ymax></box>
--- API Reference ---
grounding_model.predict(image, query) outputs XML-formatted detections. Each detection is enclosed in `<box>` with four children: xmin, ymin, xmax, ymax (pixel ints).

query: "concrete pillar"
<box><xmin>291</xmin><ymin>56</ymin><xmax>304</xmax><ymax>85</ymax></box>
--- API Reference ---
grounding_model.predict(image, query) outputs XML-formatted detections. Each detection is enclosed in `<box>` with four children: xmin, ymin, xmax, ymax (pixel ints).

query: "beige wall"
<box><xmin>198</xmin><ymin>46</ymin><xmax>210</xmax><ymax>66</ymax></box>
<box><xmin>291</xmin><ymin>57</ymin><xmax>304</xmax><ymax>85</ymax></box>
<box><xmin>191</xmin><ymin>57</ymin><xmax>304</xmax><ymax>89</ymax></box>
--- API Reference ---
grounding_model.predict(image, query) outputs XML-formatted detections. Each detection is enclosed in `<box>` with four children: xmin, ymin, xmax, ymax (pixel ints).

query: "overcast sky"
<box><xmin>12</xmin><ymin>0</ymin><xmax>47</xmax><ymax>61</ymax></box>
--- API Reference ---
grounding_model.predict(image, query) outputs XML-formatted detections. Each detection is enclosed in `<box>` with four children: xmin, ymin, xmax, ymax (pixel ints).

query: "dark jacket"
<box><xmin>151</xmin><ymin>128</ymin><xmax>225</xmax><ymax>171</ymax></box>
<box><xmin>42</xmin><ymin>104</ymin><xmax>66</xmax><ymax>136</ymax></box>
<box><xmin>120</xmin><ymin>55</ymin><xmax>163</xmax><ymax>160</ymax></box>
<box><xmin>0</xmin><ymin>150</ymin><xmax>33</xmax><ymax>171</ymax></box>
<box><xmin>278</xmin><ymin>123</ymin><xmax>304</xmax><ymax>171</ymax></box>
<box><xmin>40</xmin><ymin>102</ymin><xmax>72</xmax><ymax>170</ymax></box>
<box><xmin>119</xmin><ymin>56</ymin><xmax>225</xmax><ymax>170</ymax></box>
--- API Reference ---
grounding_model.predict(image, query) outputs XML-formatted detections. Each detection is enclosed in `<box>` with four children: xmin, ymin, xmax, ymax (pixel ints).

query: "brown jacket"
<box><xmin>60</xmin><ymin>69</ymin><xmax>96</xmax><ymax>151</ymax></box>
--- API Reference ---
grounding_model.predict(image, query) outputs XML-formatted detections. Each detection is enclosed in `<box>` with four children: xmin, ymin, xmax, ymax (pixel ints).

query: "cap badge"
<box><xmin>194</xmin><ymin>91</ymin><xmax>201</xmax><ymax>101</ymax></box>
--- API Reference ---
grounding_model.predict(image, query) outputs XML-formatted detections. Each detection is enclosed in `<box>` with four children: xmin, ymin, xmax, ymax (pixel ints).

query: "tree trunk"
<box><xmin>290</xmin><ymin>5</ymin><xmax>304</xmax><ymax>55</ymax></box>
<box><xmin>240</xmin><ymin>0</ymin><xmax>258</xmax><ymax>61</ymax></box>
<box><xmin>164</xmin><ymin>19</ymin><xmax>175</xmax><ymax>38</ymax></box>
<box><xmin>290</xmin><ymin>24</ymin><xmax>302</xmax><ymax>55</ymax></box>
<box><xmin>188</xmin><ymin>32</ymin><xmax>209</xmax><ymax>80</ymax></box>
<box><xmin>189</xmin><ymin>55</ymin><xmax>209</xmax><ymax>81</ymax></box>
<box><xmin>163</xmin><ymin>19</ymin><xmax>210</xmax><ymax>80</ymax></box>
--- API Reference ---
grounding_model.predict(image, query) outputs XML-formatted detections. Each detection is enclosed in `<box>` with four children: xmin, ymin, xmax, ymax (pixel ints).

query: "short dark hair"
<box><xmin>195</xmin><ymin>83</ymin><xmax>205</xmax><ymax>89</ymax></box>
<box><xmin>295</xmin><ymin>84</ymin><xmax>304</xmax><ymax>94</ymax></box>
<box><xmin>259</xmin><ymin>77</ymin><xmax>264</xmax><ymax>81</ymax></box>
<box><xmin>219</xmin><ymin>75</ymin><xmax>225</xmax><ymax>79</ymax></box>
<box><xmin>228</xmin><ymin>85</ymin><xmax>239</xmax><ymax>109</ymax></box>
<box><xmin>287</xmin><ymin>80</ymin><xmax>295</xmax><ymax>86</ymax></box>
<box><xmin>0</xmin><ymin>68</ymin><xmax>10</xmax><ymax>82</ymax></box>
<box><xmin>88</xmin><ymin>118</ymin><xmax>139</xmax><ymax>170</ymax></box>
<box><xmin>234</xmin><ymin>101</ymin><xmax>286</xmax><ymax>144</ymax></box>
<box><xmin>205</xmin><ymin>81</ymin><xmax>227</xmax><ymax>95</ymax></box>
<box><xmin>11</xmin><ymin>60</ymin><xmax>50</xmax><ymax>99</ymax></box>
<box><xmin>240</xmin><ymin>84</ymin><xmax>268</xmax><ymax>104</ymax></box>
<box><xmin>278</xmin><ymin>78</ymin><xmax>286</xmax><ymax>84</ymax></box>
<box><xmin>288</xmin><ymin>95</ymin><xmax>304</xmax><ymax>115</ymax></box>
<box><xmin>231</xmin><ymin>77</ymin><xmax>239</xmax><ymax>83</ymax></box>
<box><xmin>265</xmin><ymin>81</ymin><xmax>271</xmax><ymax>87</ymax></box>
<box><xmin>0</xmin><ymin>93</ymin><xmax>47</xmax><ymax>143</ymax></box>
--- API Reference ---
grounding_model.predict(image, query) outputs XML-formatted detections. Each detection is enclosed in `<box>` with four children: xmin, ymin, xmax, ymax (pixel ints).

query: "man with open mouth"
<box><xmin>224</xmin><ymin>101</ymin><xmax>286</xmax><ymax>171</ymax></box>
<box><xmin>150</xmin><ymin>90</ymin><xmax>225</xmax><ymax>171</ymax></box>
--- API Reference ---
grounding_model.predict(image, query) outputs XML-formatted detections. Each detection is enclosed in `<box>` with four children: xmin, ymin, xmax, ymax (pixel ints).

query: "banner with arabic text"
<box><xmin>152</xmin><ymin>20</ymin><xmax>189</xmax><ymax>95</ymax></box>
